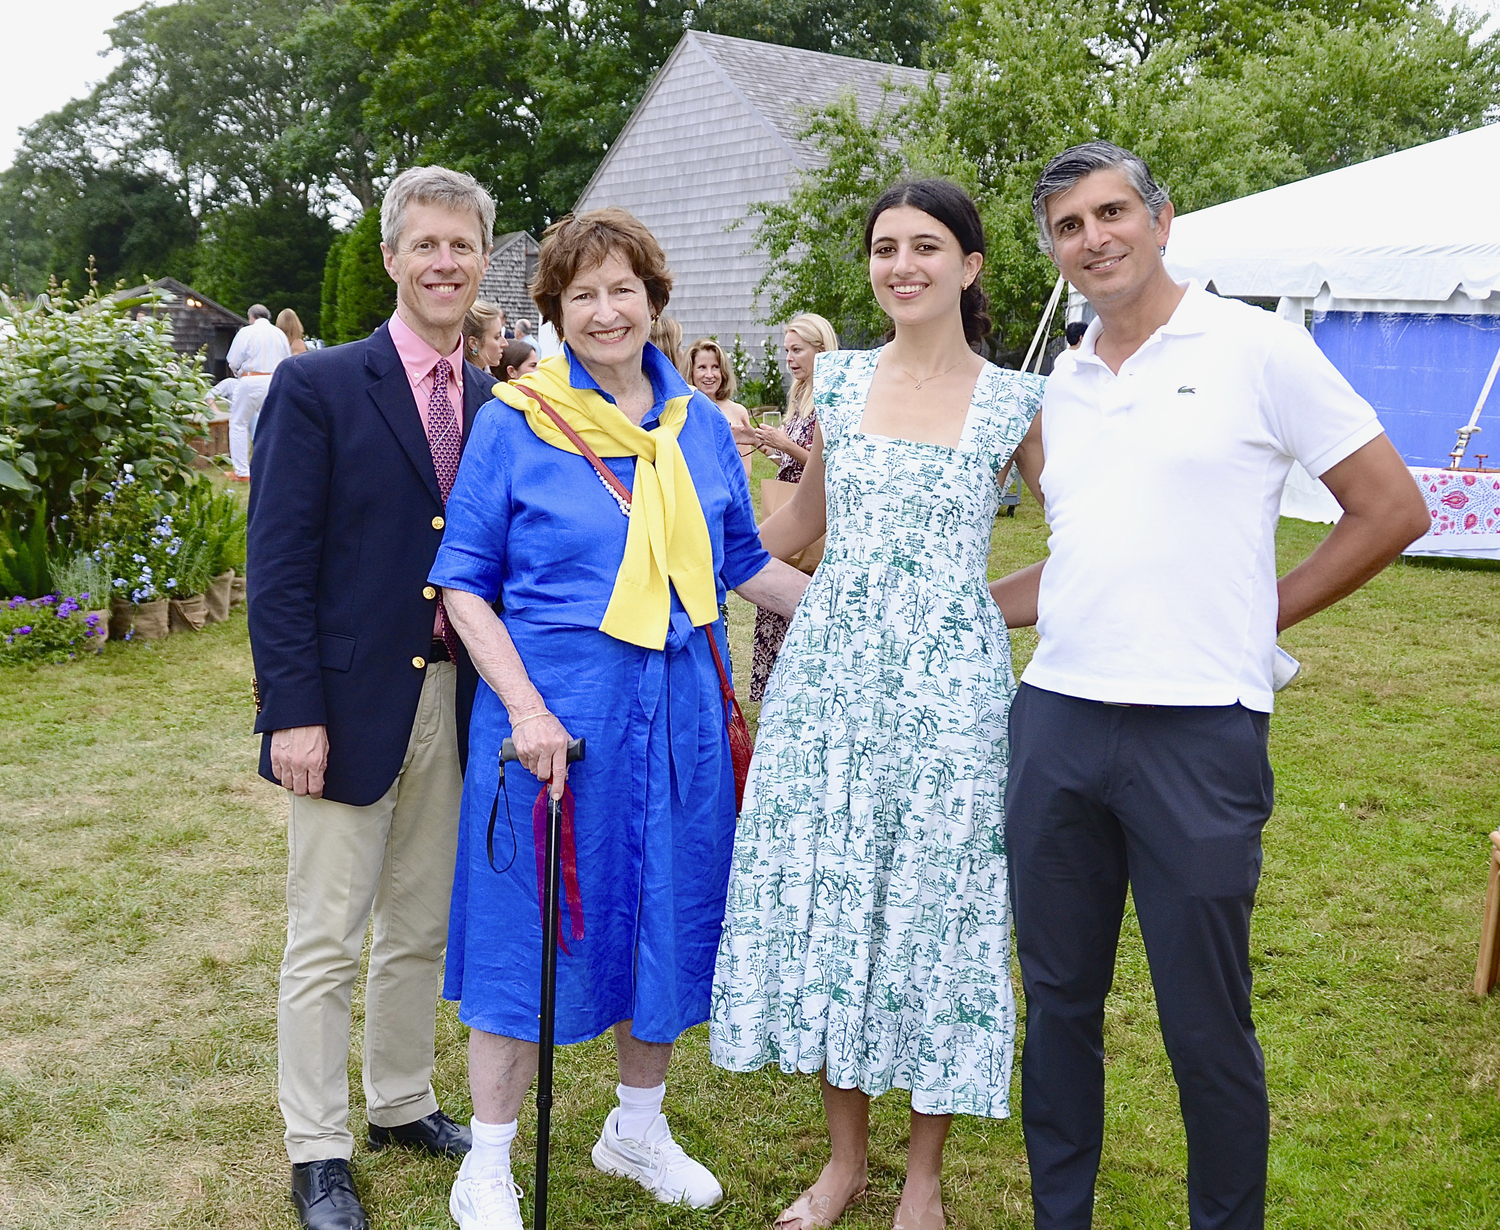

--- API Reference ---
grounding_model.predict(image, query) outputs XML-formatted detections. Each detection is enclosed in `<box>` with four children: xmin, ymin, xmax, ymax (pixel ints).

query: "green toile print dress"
<box><xmin>709</xmin><ymin>346</ymin><xmax>1043</xmax><ymax>1118</ymax></box>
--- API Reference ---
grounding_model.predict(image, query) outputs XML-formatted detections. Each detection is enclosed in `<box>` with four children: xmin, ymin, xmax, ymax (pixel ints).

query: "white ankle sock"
<box><xmin>468</xmin><ymin>1117</ymin><xmax>518</xmax><ymax>1176</ymax></box>
<box><xmin>615</xmin><ymin>1082</ymin><xmax>665</xmax><ymax>1141</ymax></box>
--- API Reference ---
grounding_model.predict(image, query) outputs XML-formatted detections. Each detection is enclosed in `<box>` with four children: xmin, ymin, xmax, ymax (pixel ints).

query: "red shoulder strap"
<box><xmin>514</xmin><ymin>384</ymin><xmax>633</xmax><ymax>508</ymax></box>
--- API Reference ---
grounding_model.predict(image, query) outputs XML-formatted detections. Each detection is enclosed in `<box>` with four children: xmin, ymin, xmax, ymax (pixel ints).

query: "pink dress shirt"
<box><xmin>388</xmin><ymin>310</ymin><xmax>465</xmax><ymax>437</ymax></box>
<box><xmin>387</xmin><ymin>310</ymin><xmax>465</xmax><ymax>638</ymax></box>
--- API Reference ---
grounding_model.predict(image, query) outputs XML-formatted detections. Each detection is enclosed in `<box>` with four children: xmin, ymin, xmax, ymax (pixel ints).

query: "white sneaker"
<box><xmin>449</xmin><ymin>1155</ymin><xmax>525</xmax><ymax>1229</ymax></box>
<box><xmin>591</xmin><ymin>1108</ymin><xmax>723</xmax><ymax>1207</ymax></box>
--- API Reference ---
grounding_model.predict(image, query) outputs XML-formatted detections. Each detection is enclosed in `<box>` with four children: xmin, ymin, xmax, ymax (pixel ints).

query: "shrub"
<box><xmin>0</xmin><ymin>506</ymin><xmax>53</xmax><ymax>599</ymax></box>
<box><xmin>0</xmin><ymin>282</ymin><xmax>209</xmax><ymax>526</ymax></box>
<box><xmin>178</xmin><ymin>479</ymin><xmax>247</xmax><ymax>575</ymax></box>
<box><xmin>332</xmin><ymin>209</ymin><xmax>395</xmax><ymax>345</ymax></box>
<box><xmin>0</xmin><ymin>594</ymin><xmax>107</xmax><ymax>665</ymax></box>
<box><xmin>88</xmin><ymin>469</ymin><xmax>208</xmax><ymax>604</ymax></box>
<box><xmin>51</xmin><ymin>549</ymin><xmax>112</xmax><ymax>604</ymax></box>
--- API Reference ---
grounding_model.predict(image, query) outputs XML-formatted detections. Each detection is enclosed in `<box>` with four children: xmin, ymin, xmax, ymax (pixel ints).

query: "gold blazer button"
<box><xmin>431</xmin><ymin>515</ymin><xmax>445</xmax><ymax>530</ymax></box>
<box><xmin>422</xmin><ymin>585</ymin><xmax>437</xmax><ymax>600</ymax></box>
<box><xmin>412</xmin><ymin>656</ymin><xmax>427</xmax><ymax>669</ymax></box>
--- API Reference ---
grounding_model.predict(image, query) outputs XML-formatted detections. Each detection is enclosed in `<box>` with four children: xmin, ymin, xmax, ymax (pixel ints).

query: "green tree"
<box><xmin>191</xmin><ymin>193</ymin><xmax>335</xmax><ymax>334</ymax></box>
<box><xmin>319</xmin><ymin>232</ymin><xmax>348</xmax><ymax>345</ymax></box>
<box><xmin>332</xmin><ymin>209</ymin><xmax>394</xmax><ymax>345</ymax></box>
<box><xmin>690</xmin><ymin>0</ymin><xmax>946</xmax><ymax>66</ymax></box>
<box><xmin>754</xmin><ymin>0</ymin><xmax>1500</xmax><ymax>355</ymax></box>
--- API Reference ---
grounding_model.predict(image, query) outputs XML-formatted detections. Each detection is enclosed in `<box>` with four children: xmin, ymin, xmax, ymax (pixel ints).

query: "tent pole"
<box><xmin>1023</xmin><ymin>276</ymin><xmax>1066</xmax><ymax>374</ymax></box>
<box><xmin>1450</xmin><ymin>340</ymin><xmax>1500</xmax><ymax>468</ymax></box>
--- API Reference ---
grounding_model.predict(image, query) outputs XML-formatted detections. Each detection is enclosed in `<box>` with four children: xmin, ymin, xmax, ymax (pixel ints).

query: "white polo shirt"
<box><xmin>1023</xmin><ymin>283</ymin><xmax>1383</xmax><ymax>712</ymax></box>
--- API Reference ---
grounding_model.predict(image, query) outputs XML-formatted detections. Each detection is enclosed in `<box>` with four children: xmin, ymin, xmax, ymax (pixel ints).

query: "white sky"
<box><xmin>2</xmin><ymin>0</ymin><xmax>1498</xmax><ymax>174</ymax></box>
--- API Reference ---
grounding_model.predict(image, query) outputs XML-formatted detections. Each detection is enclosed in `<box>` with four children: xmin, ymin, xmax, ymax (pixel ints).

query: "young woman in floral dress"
<box><xmin>710</xmin><ymin>180</ymin><xmax>1044</xmax><ymax>1230</ymax></box>
<box><xmin>749</xmin><ymin>312</ymin><xmax>840</xmax><ymax>700</ymax></box>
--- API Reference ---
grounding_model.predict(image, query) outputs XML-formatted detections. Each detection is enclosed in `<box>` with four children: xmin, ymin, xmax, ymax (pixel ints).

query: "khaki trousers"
<box><xmin>278</xmin><ymin>662</ymin><xmax>463</xmax><ymax>1163</ymax></box>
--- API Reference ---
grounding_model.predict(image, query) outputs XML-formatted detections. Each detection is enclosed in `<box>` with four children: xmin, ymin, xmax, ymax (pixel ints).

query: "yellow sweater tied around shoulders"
<box><xmin>491</xmin><ymin>355</ymin><xmax>719</xmax><ymax>650</ymax></box>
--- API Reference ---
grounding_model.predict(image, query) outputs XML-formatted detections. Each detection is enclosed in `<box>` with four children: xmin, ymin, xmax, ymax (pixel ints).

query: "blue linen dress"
<box><xmin>430</xmin><ymin>344</ymin><xmax>770</xmax><ymax>1045</ymax></box>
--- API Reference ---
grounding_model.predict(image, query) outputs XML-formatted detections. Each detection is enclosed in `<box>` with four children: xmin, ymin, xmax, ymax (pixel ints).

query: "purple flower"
<box><xmin>85</xmin><ymin>614</ymin><xmax>101</xmax><ymax>627</ymax></box>
<box><xmin>7</xmin><ymin>596</ymin><xmax>23</xmax><ymax>609</ymax></box>
<box><xmin>15</xmin><ymin>625</ymin><xmax>32</xmax><ymax>636</ymax></box>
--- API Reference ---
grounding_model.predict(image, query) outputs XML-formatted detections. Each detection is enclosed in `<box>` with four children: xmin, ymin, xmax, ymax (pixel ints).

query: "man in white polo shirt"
<box><xmin>991</xmin><ymin>142</ymin><xmax>1428</xmax><ymax>1230</ymax></box>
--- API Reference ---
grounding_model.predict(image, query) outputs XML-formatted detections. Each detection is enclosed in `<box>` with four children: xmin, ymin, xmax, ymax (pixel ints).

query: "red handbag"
<box><xmin>515</xmin><ymin>385</ymin><xmax>754</xmax><ymax>810</ymax></box>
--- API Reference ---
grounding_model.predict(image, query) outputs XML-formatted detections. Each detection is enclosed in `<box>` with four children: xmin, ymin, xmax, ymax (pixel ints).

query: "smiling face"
<box><xmin>691</xmin><ymin>349</ymin><xmax>724</xmax><ymax>398</ymax></box>
<box><xmin>382</xmin><ymin>201</ymin><xmax>488</xmax><ymax>350</ymax></box>
<box><xmin>1043</xmin><ymin>168</ymin><xmax>1174</xmax><ymax>308</ymax></box>
<box><xmin>868</xmin><ymin>205</ymin><xmax>983</xmax><ymax>333</ymax></box>
<box><xmin>558</xmin><ymin>249</ymin><xmax>651</xmax><ymax>380</ymax></box>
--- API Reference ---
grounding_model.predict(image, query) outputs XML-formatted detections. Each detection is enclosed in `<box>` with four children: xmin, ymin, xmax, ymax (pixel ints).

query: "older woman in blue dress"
<box><xmin>431</xmin><ymin>207</ymin><xmax>809</xmax><ymax>1230</ymax></box>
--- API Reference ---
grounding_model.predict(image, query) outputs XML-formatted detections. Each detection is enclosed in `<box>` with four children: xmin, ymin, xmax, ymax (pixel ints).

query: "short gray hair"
<box><xmin>381</xmin><ymin>165</ymin><xmax>496</xmax><ymax>254</ymax></box>
<box><xmin>247</xmin><ymin>303</ymin><xmax>271</xmax><ymax>320</ymax></box>
<box><xmin>1032</xmin><ymin>141</ymin><xmax>1170</xmax><ymax>256</ymax></box>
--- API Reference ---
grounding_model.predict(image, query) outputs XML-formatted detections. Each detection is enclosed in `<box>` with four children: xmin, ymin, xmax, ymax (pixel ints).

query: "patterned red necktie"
<box><xmin>426</xmin><ymin>358</ymin><xmax>463</xmax><ymax>664</ymax></box>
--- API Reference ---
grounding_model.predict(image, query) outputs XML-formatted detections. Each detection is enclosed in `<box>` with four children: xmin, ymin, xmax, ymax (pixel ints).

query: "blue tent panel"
<box><xmin>1311</xmin><ymin>312</ymin><xmax>1500</xmax><ymax>468</ymax></box>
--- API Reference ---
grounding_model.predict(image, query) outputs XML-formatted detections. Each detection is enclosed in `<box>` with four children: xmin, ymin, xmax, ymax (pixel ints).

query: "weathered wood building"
<box><xmin>476</xmin><ymin>230</ymin><xmax>541</xmax><ymax>330</ymax></box>
<box><xmin>573</xmin><ymin>32</ymin><xmax>936</xmax><ymax>360</ymax></box>
<box><xmin>114</xmin><ymin>277</ymin><xmax>247</xmax><ymax>380</ymax></box>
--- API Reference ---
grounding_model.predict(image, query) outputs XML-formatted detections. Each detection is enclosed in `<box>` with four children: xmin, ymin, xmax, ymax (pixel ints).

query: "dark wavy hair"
<box><xmin>863</xmin><ymin>179</ymin><xmax>992</xmax><ymax>347</ymax></box>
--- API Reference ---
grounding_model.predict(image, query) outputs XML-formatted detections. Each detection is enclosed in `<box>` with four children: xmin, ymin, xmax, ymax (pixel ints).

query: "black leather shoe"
<box><xmin>291</xmin><ymin>1159</ymin><xmax>369</xmax><ymax>1230</ymax></box>
<box><xmin>367</xmin><ymin>1108</ymin><xmax>472</xmax><ymax>1158</ymax></box>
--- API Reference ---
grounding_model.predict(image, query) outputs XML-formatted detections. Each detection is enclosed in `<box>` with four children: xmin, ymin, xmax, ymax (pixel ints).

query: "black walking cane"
<box><xmin>500</xmin><ymin>734</ymin><xmax>586</xmax><ymax>1230</ymax></box>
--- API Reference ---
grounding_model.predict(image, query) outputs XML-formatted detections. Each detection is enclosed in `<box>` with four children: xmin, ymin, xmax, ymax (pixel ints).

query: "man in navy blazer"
<box><xmin>248</xmin><ymin>166</ymin><xmax>500</xmax><ymax>1230</ymax></box>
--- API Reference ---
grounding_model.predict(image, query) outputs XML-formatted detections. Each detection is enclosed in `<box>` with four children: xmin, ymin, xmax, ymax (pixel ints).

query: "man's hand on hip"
<box><xmin>271</xmin><ymin>725</ymin><xmax>330</xmax><ymax>797</ymax></box>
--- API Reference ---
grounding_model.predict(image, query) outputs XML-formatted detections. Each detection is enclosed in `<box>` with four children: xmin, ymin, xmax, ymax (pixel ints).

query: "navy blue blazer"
<box><xmin>247</xmin><ymin>322</ymin><xmax>493</xmax><ymax>806</ymax></box>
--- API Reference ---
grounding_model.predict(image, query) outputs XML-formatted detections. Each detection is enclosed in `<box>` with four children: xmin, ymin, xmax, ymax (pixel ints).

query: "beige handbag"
<box><xmin>760</xmin><ymin>478</ymin><xmax>825</xmax><ymax>574</ymax></box>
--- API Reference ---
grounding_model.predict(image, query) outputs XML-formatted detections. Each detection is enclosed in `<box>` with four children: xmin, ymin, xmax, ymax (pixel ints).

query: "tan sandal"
<box><xmin>773</xmin><ymin>1184</ymin><xmax>868</xmax><ymax>1230</ymax></box>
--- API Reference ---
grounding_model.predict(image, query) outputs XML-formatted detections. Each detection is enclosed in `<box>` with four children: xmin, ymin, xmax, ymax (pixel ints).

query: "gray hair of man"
<box><xmin>1031</xmin><ymin>141</ymin><xmax>1171</xmax><ymax>257</ymax></box>
<box><xmin>247</xmin><ymin>304</ymin><xmax>271</xmax><ymax>321</ymax></box>
<box><xmin>381</xmin><ymin>165</ymin><xmax>497</xmax><ymax>255</ymax></box>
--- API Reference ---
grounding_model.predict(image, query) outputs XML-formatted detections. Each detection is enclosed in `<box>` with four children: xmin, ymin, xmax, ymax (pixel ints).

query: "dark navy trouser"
<box><xmin>1005</xmin><ymin>684</ymin><xmax>1275</xmax><ymax>1230</ymax></box>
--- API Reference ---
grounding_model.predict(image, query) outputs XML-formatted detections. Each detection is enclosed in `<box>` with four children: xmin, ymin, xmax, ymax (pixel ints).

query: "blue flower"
<box><xmin>166</xmin><ymin>578</ymin><xmax>177</xmax><ymax>589</ymax></box>
<box><xmin>114</xmin><ymin>578</ymin><xmax>127</xmax><ymax>589</ymax></box>
<box><xmin>132</xmin><ymin>553</ymin><xmax>146</xmax><ymax>564</ymax></box>
<box><xmin>15</xmin><ymin>625</ymin><xmax>32</xmax><ymax>636</ymax></box>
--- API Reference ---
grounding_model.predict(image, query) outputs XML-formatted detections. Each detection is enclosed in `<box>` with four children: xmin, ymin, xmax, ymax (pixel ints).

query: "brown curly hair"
<box><xmin>529</xmin><ymin>208</ymin><xmax>673</xmax><ymax>338</ymax></box>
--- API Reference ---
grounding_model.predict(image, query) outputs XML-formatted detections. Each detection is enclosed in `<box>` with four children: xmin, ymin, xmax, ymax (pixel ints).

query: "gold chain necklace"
<box><xmin>893</xmin><ymin>355</ymin><xmax>968</xmax><ymax>390</ymax></box>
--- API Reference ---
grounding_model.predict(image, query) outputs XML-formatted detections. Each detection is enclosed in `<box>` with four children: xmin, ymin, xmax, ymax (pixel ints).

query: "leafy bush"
<box><xmin>178</xmin><ymin>479</ymin><xmax>247</xmax><ymax>575</ymax></box>
<box><xmin>328</xmin><ymin>209</ymin><xmax>395</xmax><ymax>345</ymax></box>
<box><xmin>0</xmin><ymin>506</ymin><xmax>53</xmax><ymax>599</ymax></box>
<box><xmin>51</xmin><ymin>549</ymin><xmax>112</xmax><ymax>603</ymax></box>
<box><xmin>740</xmin><ymin>335</ymin><xmax>787</xmax><ymax>410</ymax></box>
<box><xmin>1</xmin><ymin>594</ymin><xmax>106</xmax><ymax>665</ymax></box>
<box><xmin>88</xmin><ymin>469</ymin><xmax>210</xmax><ymax>603</ymax></box>
<box><xmin>0</xmin><ymin>283</ymin><xmax>209</xmax><ymax>526</ymax></box>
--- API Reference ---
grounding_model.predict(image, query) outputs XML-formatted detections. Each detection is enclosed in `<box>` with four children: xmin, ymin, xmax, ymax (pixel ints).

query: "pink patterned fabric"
<box><xmin>1412</xmin><ymin>468</ymin><xmax>1500</xmax><ymax>536</ymax></box>
<box><xmin>428</xmin><ymin>358</ymin><xmax>463</xmax><ymax>663</ymax></box>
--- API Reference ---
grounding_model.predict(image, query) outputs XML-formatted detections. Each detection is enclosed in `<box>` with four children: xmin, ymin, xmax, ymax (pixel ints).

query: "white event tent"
<box><xmin>1163</xmin><ymin>123</ymin><xmax>1500</xmax><ymax>539</ymax></box>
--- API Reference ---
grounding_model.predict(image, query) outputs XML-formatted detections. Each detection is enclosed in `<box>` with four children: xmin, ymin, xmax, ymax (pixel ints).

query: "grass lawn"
<box><xmin>2</xmin><ymin>490</ymin><xmax>1500</xmax><ymax>1229</ymax></box>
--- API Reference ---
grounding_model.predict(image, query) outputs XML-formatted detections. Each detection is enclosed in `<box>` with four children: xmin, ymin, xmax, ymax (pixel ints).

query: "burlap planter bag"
<box><xmin>86</xmin><ymin>610</ymin><xmax>110</xmax><ymax>650</ymax></box>
<box><xmin>169</xmin><ymin>593</ymin><xmax>208</xmax><ymax>633</ymax></box>
<box><xmin>230</xmin><ymin>572</ymin><xmax>247</xmax><ymax>606</ymax></box>
<box><xmin>204</xmin><ymin>570</ymin><xmax>234</xmax><ymax>623</ymax></box>
<box><xmin>132</xmin><ymin>598</ymin><xmax>170</xmax><ymax>641</ymax></box>
<box><xmin>109</xmin><ymin>597</ymin><xmax>134</xmax><ymax>641</ymax></box>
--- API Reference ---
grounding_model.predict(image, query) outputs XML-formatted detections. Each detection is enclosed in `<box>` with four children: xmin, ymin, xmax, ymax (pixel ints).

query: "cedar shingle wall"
<box><xmin>477</xmin><ymin>234</ymin><xmax>541</xmax><ymax>329</ymax></box>
<box><xmin>575</xmin><ymin>43</ymin><xmax>796</xmax><ymax>363</ymax></box>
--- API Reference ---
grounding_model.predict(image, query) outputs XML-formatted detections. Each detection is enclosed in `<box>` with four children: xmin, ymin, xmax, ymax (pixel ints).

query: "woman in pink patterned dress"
<box><xmin>750</xmin><ymin>313</ymin><xmax>840</xmax><ymax>700</ymax></box>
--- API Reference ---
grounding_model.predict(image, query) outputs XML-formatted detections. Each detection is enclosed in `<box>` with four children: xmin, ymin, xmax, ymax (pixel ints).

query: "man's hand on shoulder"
<box><xmin>271</xmin><ymin>725</ymin><xmax>330</xmax><ymax>797</ymax></box>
